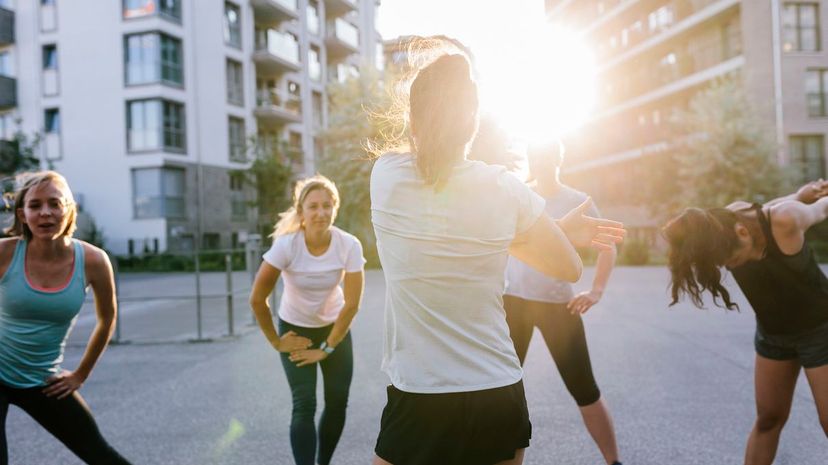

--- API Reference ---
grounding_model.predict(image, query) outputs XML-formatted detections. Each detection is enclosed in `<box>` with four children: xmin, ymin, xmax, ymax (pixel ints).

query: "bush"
<box><xmin>115</xmin><ymin>250</ymin><xmax>248</xmax><ymax>273</ymax></box>
<box><xmin>618</xmin><ymin>239</ymin><xmax>651</xmax><ymax>266</ymax></box>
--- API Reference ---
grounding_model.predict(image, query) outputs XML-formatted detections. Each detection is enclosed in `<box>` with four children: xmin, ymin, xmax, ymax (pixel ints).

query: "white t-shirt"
<box><xmin>371</xmin><ymin>152</ymin><xmax>546</xmax><ymax>394</ymax></box>
<box><xmin>505</xmin><ymin>186</ymin><xmax>600</xmax><ymax>304</ymax></box>
<box><xmin>263</xmin><ymin>226</ymin><xmax>365</xmax><ymax>328</ymax></box>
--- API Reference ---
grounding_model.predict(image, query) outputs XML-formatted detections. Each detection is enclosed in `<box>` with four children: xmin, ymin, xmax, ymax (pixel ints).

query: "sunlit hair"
<box><xmin>271</xmin><ymin>175</ymin><xmax>340</xmax><ymax>238</ymax></box>
<box><xmin>662</xmin><ymin>207</ymin><xmax>741</xmax><ymax>310</ymax></box>
<box><xmin>368</xmin><ymin>36</ymin><xmax>479</xmax><ymax>189</ymax></box>
<box><xmin>5</xmin><ymin>171</ymin><xmax>78</xmax><ymax>240</ymax></box>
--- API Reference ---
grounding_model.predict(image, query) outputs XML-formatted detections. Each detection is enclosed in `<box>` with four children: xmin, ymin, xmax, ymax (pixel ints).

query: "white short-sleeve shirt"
<box><xmin>505</xmin><ymin>186</ymin><xmax>600</xmax><ymax>304</ymax></box>
<box><xmin>371</xmin><ymin>152</ymin><xmax>546</xmax><ymax>393</ymax></box>
<box><xmin>263</xmin><ymin>226</ymin><xmax>365</xmax><ymax>327</ymax></box>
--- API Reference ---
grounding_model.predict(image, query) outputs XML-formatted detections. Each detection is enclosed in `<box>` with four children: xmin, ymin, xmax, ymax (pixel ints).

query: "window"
<box><xmin>125</xmin><ymin>33</ymin><xmax>183</xmax><ymax>86</ymax></box>
<box><xmin>789</xmin><ymin>135</ymin><xmax>826</xmax><ymax>182</ymax></box>
<box><xmin>312</xmin><ymin>91</ymin><xmax>323</xmax><ymax>127</ymax></box>
<box><xmin>307</xmin><ymin>0</ymin><xmax>320</xmax><ymax>36</ymax></box>
<box><xmin>228</xmin><ymin>116</ymin><xmax>246</xmax><ymax>162</ymax></box>
<box><xmin>309</xmin><ymin>46</ymin><xmax>321</xmax><ymax>81</ymax></box>
<box><xmin>132</xmin><ymin>167</ymin><xmax>186</xmax><ymax>218</ymax></box>
<box><xmin>44</xmin><ymin>108</ymin><xmax>60</xmax><ymax>133</ymax></box>
<box><xmin>123</xmin><ymin>0</ymin><xmax>181</xmax><ymax>21</ymax></box>
<box><xmin>806</xmin><ymin>69</ymin><xmax>828</xmax><ymax>117</ymax></box>
<box><xmin>226</xmin><ymin>59</ymin><xmax>243</xmax><ymax>105</ymax></box>
<box><xmin>231</xmin><ymin>199</ymin><xmax>247</xmax><ymax>221</ymax></box>
<box><xmin>783</xmin><ymin>3</ymin><xmax>821</xmax><ymax>52</ymax></box>
<box><xmin>229</xmin><ymin>172</ymin><xmax>244</xmax><ymax>191</ymax></box>
<box><xmin>42</xmin><ymin>45</ymin><xmax>57</xmax><ymax>70</ymax></box>
<box><xmin>127</xmin><ymin>99</ymin><xmax>186</xmax><ymax>152</ymax></box>
<box><xmin>223</xmin><ymin>2</ymin><xmax>241</xmax><ymax>49</ymax></box>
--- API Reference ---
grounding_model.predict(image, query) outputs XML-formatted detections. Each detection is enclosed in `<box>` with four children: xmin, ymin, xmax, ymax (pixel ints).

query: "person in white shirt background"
<box><xmin>369</xmin><ymin>37</ymin><xmax>626</xmax><ymax>465</ymax></box>
<box><xmin>249</xmin><ymin>175</ymin><xmax>365</xmax><ymax>465</ymax></box>
<box><xmin>504</xmin><ymin>141</ymin><xmax>622</xmax><ymax>465</ymax></box>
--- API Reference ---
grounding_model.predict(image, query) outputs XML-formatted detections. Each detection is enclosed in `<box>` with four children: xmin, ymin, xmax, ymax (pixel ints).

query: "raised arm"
<box><xmin>510</xmin><ymin>212</ymin><xmax>583</xmax><ymax>283</ymax></box>
<box><xmin>44</xmin><ymin>245</ymin><xmax>115</xmax><ymax>399</ymax></box>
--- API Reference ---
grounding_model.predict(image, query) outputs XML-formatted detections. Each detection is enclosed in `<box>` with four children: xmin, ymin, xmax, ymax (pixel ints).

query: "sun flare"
<box><xmin>475</xmin><ymin>23</ymin><xmax>598</xmax><ymax>144</ymax></box>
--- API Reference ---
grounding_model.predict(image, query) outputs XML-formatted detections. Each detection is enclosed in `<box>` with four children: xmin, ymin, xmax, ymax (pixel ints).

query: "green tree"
<box><xmin>649</xmin><ymin>77</ymin><xmax>787</xmax><ymax>215</ymax></box>
<box><xmin>1</xmin><ymin>123</ymin><xmax>41</xmax><ymax>211</ymax></box>
<box><xmin>318</xmin><ymin>66</ymin><xmax>401</xmax><ymax>267</ymax></box>
<box><xmin>233</xmin><ymin>136</ymin><xmax>295</xmax><ymax>239</ymax></box>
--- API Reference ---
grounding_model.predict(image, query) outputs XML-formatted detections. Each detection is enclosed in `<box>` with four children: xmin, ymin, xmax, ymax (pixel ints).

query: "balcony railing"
<box><xmin>0</xmin><ymin>75</ymin><xmax>16</xmax><ymax>109</ymax></box>
<box><xmin>595</xmin><ymin>0</ymin><xmax>736</xmax><ymax>67</ymax></box>
<box><xmin>254</xmin><ymin>88</ymin><xmax>302</xmax><ymax>125</ymax></box>
<box><xmin>325</xmin><ymin>18</ymin><xmax>359</xmax><ymax>58</ymax></box>
<box><xmin>324</xmin><ymin>0</ymin><xmax>357</xmax><ymax>17</ymax></box>
<box><xmin>251</xmin><ymin>0</ymin><xmax>298</xmax><ymax>24</ymax></box>
<box><xmin>254</xmin><ymin>29</ymin><xmax>301</xmax><ymax>73</ymax></box>
<box><xmin>0</xmin><ymin>7</ymin><xmax>13</xmax><ymax>45</ymax></box>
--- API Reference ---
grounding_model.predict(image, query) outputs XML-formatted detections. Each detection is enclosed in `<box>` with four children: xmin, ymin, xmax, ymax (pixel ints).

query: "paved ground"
<box><xmin>6</xmin><ymin>267</ymin><xmax>828</xmax><ymax>464</ymax></box>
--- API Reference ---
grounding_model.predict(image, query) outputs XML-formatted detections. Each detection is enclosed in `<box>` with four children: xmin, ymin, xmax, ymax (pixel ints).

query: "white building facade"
<box><xmin>0</xmin><ymin>0</ymin><xmax>381</xmax><ymax>254</ymax></box>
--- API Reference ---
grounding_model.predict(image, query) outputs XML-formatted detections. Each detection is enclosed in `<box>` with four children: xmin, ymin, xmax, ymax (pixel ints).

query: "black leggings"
<box><xmin>0</xmin><ymin>382</ymin><xmax>131</xmax><ymax>465</ymax></box>
<box><xmin>504</xmin><ymin>295</ymin><xmax>601</xmax><ymax>407</ymax></box>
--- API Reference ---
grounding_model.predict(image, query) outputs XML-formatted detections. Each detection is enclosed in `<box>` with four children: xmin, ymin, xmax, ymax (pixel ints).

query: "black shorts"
<box><xmin>374</xmin><ymin>381</ymin><xmax>531</xmax><ymax>465</ymax></box>
<box><xmin>754</xmin><ymin>319</ymin><xmax>828</xmax><ymax>368</ymax></box>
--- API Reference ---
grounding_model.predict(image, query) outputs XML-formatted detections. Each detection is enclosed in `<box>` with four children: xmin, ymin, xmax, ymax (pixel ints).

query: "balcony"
<box><xmin>0</xmin><ymin>7</ymin><xmax>13</xmax><ymax>45</ymax></box>
<box><xmin>254</xmin><ymin>88</ymin><xmax>302</xmax><ymax>125</ymax></box>
<box><xmin>324</xmin><ymin>0</ymin><xmax>357</xmax><ymax>18</ymax></box>
<box><xmin>328</xmin><ymin>62</ymin><xmax>358</xmax><ymax>84</ymax></box>
<box><xmin>325</xmin><ymin>18</ymin><xmax>359</xmax><ymax>59</ymax></box>
<box><xmin>251</xmin><ymin>0</ymin><xmax>299</xmax><ymax>24</ymax></box>
<box><xmin>253</xmin><ymin>29</ymin><xmax>302</xmax><ymax>74</ymax></box>
<box><xmin>0</xmin><ymin>75</ymin><xmax>16</xmax><ymax>109</ymax></box>
<box><xmin>596</xmin><ymin>0</ymin><xmax>738</xmax><ymax>70</ymax></box>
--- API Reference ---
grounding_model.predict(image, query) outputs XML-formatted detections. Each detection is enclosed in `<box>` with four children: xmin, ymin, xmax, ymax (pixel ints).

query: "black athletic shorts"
<box><xmin>754</xmin><ymin>319</ymin><xmax>828</xmax><ymax>368</ymax></box>
<box><xmin>374</xmin><ymin>380</ymin><xmax>532</xmax><ymax>465</ymax></box>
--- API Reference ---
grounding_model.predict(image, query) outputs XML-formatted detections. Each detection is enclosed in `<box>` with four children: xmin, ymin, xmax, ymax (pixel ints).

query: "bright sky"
<box><xmin>377</xmin><ymin>0</ymin><xmax>597</xmax><ymax>142</ymax></box>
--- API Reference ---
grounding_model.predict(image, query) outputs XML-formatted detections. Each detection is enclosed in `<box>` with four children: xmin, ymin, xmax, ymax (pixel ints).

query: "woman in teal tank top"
<box><xmin>0</xmin><ymin>171</ymin><xmax>131</xmax><ymax>464</ymax></box>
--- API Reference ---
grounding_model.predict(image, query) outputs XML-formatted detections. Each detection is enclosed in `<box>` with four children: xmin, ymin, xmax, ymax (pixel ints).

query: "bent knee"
<box><xmin>755</xmin><ymin>411</ymin><xmax>789</xmax><ymax>432</ymax></box>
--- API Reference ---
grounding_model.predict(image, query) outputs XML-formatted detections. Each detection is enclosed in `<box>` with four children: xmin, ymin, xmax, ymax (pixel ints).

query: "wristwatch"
<box><xmin>319</xmin><ymin>341</ymin><xmax>335</xmax><ymax>355</ymax></box>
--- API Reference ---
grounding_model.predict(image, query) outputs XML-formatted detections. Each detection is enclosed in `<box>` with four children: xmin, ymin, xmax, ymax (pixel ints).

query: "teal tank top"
<box><xmin>0</xmin><ymin>239</ymin><xmax>87</xmax><ymax>388</ymax></box>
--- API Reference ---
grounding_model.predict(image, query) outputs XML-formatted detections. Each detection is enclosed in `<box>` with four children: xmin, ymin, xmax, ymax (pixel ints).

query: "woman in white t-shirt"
<box><xmin>369</xmin><ymin>38</ymin><xmax>626</xmax><ymax>465</ymax></box>
<box><xmin>504</xmin><ymin>143</ymin><xmax>622</xmax><ymax>465</ymax></box>
<box><xmin>249</xmin><ymin>175</ymin><xmax>366</xmax><ymax>465</ymax></box>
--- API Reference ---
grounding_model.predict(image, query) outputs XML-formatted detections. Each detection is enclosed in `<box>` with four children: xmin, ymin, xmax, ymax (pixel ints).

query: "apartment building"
<box><xmin>546</xmin><ymin>0</ymin><xmax>828</xmax><ymax>242</ymax></box>
<box><xmin>0</xmin><ymin>0</ymin><xmax>381</xmax><ymax>254</ymax></box>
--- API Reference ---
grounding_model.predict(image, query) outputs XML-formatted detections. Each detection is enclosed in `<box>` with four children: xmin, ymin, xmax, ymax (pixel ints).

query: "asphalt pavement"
<box><xmin>6</xmin><ymin>267</ymin><xmax>827</xmax><ymax>464</ymax></box>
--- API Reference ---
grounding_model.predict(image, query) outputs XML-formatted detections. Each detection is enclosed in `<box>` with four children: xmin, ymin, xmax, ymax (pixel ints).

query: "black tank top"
<box><xmin>730</xmin><ymin>204</ymin><xmax>828</xmax><ymax>335</ymax></box>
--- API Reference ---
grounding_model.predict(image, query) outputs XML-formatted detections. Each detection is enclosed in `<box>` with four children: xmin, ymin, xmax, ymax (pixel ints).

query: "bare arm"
<box><xmin>770</xmin><ymin>198</ymin><xmax>828</xmax><ymax>254</ymax></box>
<box><xmin>290</xmin><ymin>271</ymin><xmax>364</xmax><ymax>367</ymax></box>
<box><xmin>44</xmin><ymin>245</ymin><xmax>116</xmax><ymax>398</ymax></box>
<box><xmin>324</xmin><ymin>271</ymin><xmax>363</xmax><ymax>348</ymax></box>
<box><xmin>510</xmin><ymin>213</ymin><xmax>582</xmax><ymax>283</ymax></box>
<box><xmin>249</xmin><ymin>262</ymin><xmax>311</xmax><ymax>352</ymax></box>
<box><xmin>766</xmin><ymin>179</ymin><xmax>828</xmax><ymax>206</ymax></box>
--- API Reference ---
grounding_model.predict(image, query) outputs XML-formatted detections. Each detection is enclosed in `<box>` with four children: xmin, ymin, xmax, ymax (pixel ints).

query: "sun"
<box><xmin>475</xmin><ymin>23</ymin><xmax>597</xmax><ymax>145</ymax></box>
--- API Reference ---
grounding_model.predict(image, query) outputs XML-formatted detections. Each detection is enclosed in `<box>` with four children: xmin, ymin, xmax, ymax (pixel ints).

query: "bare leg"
<box><xmin>744</xmin><ymin>355</ymin><xmax>800</xmax><ymax>465</ymax></box>
<box><xmin>579</xmin><ymin>396</ymin><xmax>620</xmax><ymax>464</ymax></box>
<box><xmin>803</xmin><ymin>364</ymin><xmax>828</xmax><ymax>438</ymax></box>
<box><xmin>372</xmin><ymin>455</ymin><xmax>392</xmax><ymax>465</ymax></box>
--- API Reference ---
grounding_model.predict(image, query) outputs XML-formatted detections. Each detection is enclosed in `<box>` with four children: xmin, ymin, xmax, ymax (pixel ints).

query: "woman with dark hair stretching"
<box><xmin>504</xmin><ymin>142</ymin><xmax>622</xmax><ymax>465</ymax></box>
<box><xmin>663</xmin><ymin>181</ymin><xmax>828</xmax><ymax>465</ymax></box>
<box><xmin>370</xmin><ymin>38</ymin><xmax>626</xmax><ymax>465</ymax></box>
<box><xmin>0</xmin><ymin>171</ymin><xmax>131</xmax><ymax>464</ymax></box>
<box><xmin>250</xmin><ymin>175</ymin><xmax>365</xmax><ymax>465</ymax></box>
